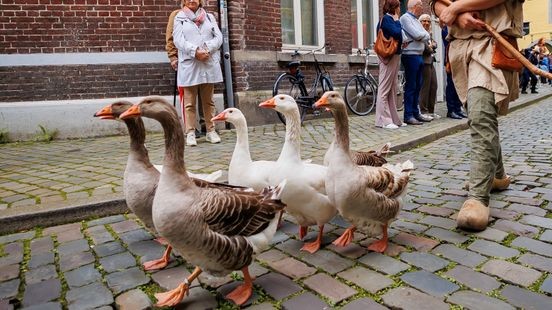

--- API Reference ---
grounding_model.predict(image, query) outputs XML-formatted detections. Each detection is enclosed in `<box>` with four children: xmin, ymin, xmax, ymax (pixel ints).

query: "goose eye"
<box><xmin>229</xmin><ymin>110</ymin><xmax>233</xmax><ymax>113</ymax></box>
<box><xmin>279</xmin><ymin>96</ymin><xmax>285</xmax><ymax>100</ymax></box>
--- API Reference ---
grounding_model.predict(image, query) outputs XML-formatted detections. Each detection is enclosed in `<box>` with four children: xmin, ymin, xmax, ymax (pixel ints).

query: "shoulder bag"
<box><xmin>374</xmin><ymin>17</ymin><xmax>399</xmax><ymax>59</ymax></box>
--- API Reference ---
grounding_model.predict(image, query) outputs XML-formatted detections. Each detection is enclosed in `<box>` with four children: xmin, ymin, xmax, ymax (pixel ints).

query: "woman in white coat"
<box><xmin>174</xmin><ymin>0</ymin><xmax>223</xmax><ymax>146</ymax></box>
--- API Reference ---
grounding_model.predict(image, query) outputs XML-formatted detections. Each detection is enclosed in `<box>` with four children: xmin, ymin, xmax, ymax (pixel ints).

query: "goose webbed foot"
<box><xmin>277</xmin><ymin>210</ymin><xmax>285</xmax><ymax>228</ymax></box>
<box><xmin>154</xmin><ymin>282</ymin><xmax>189</xmax><ymax>307</ymax></box>
<box><xmin>332</xmin><ymin>226</ymin><xmax>356</xmax><ymax>247</ymax></box>
<box><xmin>154</xmin><ymin>266</ymin><xmax>202</xmax><ymax>307</ymax></box>
<box><xmin>142</xmin><ymin>245</ymin><xmax>172</xmax><ymax>271</ymax></box>
<box><xmin>367</xmin><ymin>224</ymin><xmax>388</xmax><ymax>253</ymax></box>
<box><xmin>301</xmin><ymin>225</ymin><xmax>324</xmax><ymax>253</ymax></box>
<box><xmin>226</xmin><ymin>267</ymin><xmax>254</xmax><ymax>306</ymax></box>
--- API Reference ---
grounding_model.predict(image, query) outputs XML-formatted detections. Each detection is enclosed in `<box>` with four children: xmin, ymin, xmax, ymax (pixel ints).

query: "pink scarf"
<box><xmin>182</xmin><ymin>7</ymin><xmax>206</xmax><ymax>26</ymax></box>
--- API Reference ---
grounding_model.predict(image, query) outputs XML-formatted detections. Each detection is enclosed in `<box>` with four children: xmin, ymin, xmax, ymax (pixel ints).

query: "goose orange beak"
<box><xmin>314</xmin><ymin>96</ymin><xmax>328</xmax><ymax>108</ymax></box>
<box><xmin>120</xmin><ymin>105</ymin><xmax>141</xmax><ymax>119</ymax></box>
<box><xmin>259</xmin><ymin>97</ymin><xmax>276</xmax><ymax>109</ymax></box>
<box><xmin>94</xmin><ymin>105</ymin><xmax>115</xmax><ymax>120</ymax></box>
<box><xmin>211</xmin><ymin>111</ymin><xmax>227</xmax><ymax>122</ymax></box>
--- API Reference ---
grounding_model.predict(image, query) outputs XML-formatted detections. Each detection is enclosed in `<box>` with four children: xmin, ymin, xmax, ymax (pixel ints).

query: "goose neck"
<box><xmin>278</xmin><ymin>110</ymin><xmax>302</xmax><ymax>162</ymax></box>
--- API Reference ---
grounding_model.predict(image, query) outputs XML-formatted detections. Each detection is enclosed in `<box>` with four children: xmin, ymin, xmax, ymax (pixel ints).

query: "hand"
<box><xmin>456</xmin><ymin>11</ymin><xmax>485</xmax><ymax>31</ymax></box>
<box><xmin>195</xmin><ymin>48</ymin><xmax>210</xmax><ymax>62</ymax></box>
<box><xmin>439</xmin><ymin>2</ymin><xmax>459</xmax><ymax>26</ymax></box>
<box><xmin>170</xmin><ymin>59</ymin><xmax>178</xmax><ymax>71</ymax></box>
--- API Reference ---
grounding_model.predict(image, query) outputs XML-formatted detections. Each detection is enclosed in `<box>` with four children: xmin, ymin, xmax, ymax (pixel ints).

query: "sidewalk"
<box><xmin>0</xmin><ymin>89</ymin><xmax>550</xmax><ymax>233</ymax></box>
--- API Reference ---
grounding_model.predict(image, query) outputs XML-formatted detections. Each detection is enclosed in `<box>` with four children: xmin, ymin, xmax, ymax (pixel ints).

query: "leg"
<box><xmin>178</xmin><ymin>87</ymin><xmax>186</xmax><ymax>127</ymax></box>
<box><xmin>367</xmin><ymin>224</ymin><xmax>388</xmax><ymax>253</ymax></box>
<box><xmin>387</xmin><ymin>55</ymin><xmax>403</xmax><ymax>126</ymax></box>
<box><xmin>457</xmin><ymin>87</ymin><xmax>499</xmax><ymax>231</ymax></box>
<box><xmin>401</xmin><ymin>55</ymin><xmax>417</xmax><ymax>121</ymax></box>
<box><xmin>375</xmin><ymin>55</ymin><xmax>398</xmax><ymax>127</ymax></box>
<box><xmin>183</xmin><ymin>85</ymin><xmax>199</xmax><ymax>134</ymax></box>
<box><xmin>143</xmin><ymin>245</ymin><xmax>172</xmax><ymax>270</ymax></box>
<box><xmin>419</xmin><ymin>64</ymin><xmax>431</xmax><ymax>114</ymax></box>
<box><xmin>155</xmin><ymin>266</ymin><xmax>202</xmax><ymax>307</ymax></box>
<box><xmin>301</xmin><ymin>225</ymin><xmax>325</xmax><ymax>253</ymax></box>
<box><xmin>225</xmin><ymin>267</ymin><xmax>254</xmax><ymax>305</ymax></box>
<box><xmin>413</xmin><ymin>56</ymin><xmax>425</xmax><ymax>118</ymax></box>
<box><xmin>198</xmin><ymin>83</ymin><xmax>216</xmax><ymax>133</ymax></box>
<box><xmin>332</xmin><ymin>226</ymin><xmax>356</xmax><ymax>247</ymax></box>
<box><xmin>299</xmin><ymin>226</ymin><xmax>308</xmax><ymax>240</ymax></box>
<box><xmin>428</xmin><ymin>65</ymin><xmax>438</xmax><ymax>114</ymax></box>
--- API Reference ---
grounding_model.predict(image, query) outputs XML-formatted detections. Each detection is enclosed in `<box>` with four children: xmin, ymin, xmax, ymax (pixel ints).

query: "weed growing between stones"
<box><xmin>528</xmin><ymin>273</ymin><xmax>548</xmax><ymax>294</ymax></box>
<box><xmin>0</xmin><ymin>129</ymin><xmax>9</xmax><ymax>144</ymax></box>
<box><xmin>51</xmin><ymin>235</ymin><xmax>70</xmax><ymax>308</ymax></box>
<box><xmin>16</xmin><ymin>239</ymin><xmax>32</xmax><ymax>303</ymax></box>
<box><xmin>34</xmin><ymin>125</ymin><xmax>58</xmax><ymax>142</ymax></box>
<box><xmin>486</xmin><ymin>288</ymin><xmax>509</xmax><ymax>302</ymax></box>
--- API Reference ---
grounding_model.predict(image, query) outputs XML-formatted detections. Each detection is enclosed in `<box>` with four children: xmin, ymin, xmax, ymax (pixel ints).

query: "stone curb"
<box><xmin>1</xmin><ymin>92</ymin><xmax>549</xmax><ymax>234</ymax></box>
<box><xmin>0</xmin><ymin>199</ymin><xmax>128</xmax><ymax>234</ymax></box>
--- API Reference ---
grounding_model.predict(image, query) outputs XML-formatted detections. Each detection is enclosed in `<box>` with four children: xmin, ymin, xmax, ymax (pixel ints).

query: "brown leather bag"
<box><xmin>374</xmin><ymin>28</ymin><xmax>398</xmax><ymax>59</ymax></box>
<box><xmin>492</xmin><ymin>36</ymin><xmax>523</xmax><ymax>72</ymax></box>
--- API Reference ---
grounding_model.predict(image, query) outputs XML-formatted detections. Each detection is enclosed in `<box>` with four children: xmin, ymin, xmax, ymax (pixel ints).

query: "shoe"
<box><xmin>521</xmin><ymin>90</ymin><xmax>527</xmax><ymax>94</ymax></box>
<box><xmin>186</xmin><ymin>132</ymin><xmax>197</xmax><ymax>146</ymax></box>
<box><xmin>431</xmin><ymin>113</ymin><xmax>441</xmax><ymax>119</ymax></box>
<box><xmin>531</xmin><ymin>90</ymin><xmax>539</xmax><ymax>94</ymax></box>
<box><xmin>492</xmin><ymin>175</ymin><xmax>511</xmax><ymax>191</ymax></box>
<box><xmin>206</xmin><ymin>131</ymin><xmax>221</xmax><ymax>143</ymax></box>
<box><xmin>447</xmin><ymin>112</ymin><xmax>462</xmax><ymax>119</ymax></box>
<box><xmin>421</xmin><ymin>114</ymin><xmax>434</xmax><ymax>120</ymax></box>
<box><xmin>400</xmin><ymin>122</ymin><xmax>407</xmax><ymax>127</ymax></box>
<box><xmin>383</xmin><ymin>123</ymin><xmax>399</xmax><ymax>129</ymax></box>
<box><xmin>404</xmin><ymin>117</ymin><xmax>423</xmax><ymax>125</ymax></box>
<box><xmin>457</xmin><ymin>199</ymin><xmax>489</xmax><ymax>231</ymax></box>
<box><xmin>457</xmin><ymin>111</ymin><xmax>468</xmax><ymax>118</ymax></box>
<box><xmin>415</xmin><ymin>114</ymin><xmax>432</xmax><ymax>122</ymax></box>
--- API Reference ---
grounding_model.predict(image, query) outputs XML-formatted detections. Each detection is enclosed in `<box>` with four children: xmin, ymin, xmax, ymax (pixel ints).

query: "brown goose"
<box><xmin>314</xmin><ymin>91</ymin><xmax>413</xmax><ymax>253</ymax></box>
<box><xmin>119</xmin><ymin>96</ymin><xmax>286</xmax><ymax>307</ymax></box>
<box><xmin>94</xmin><ymin>102</ymin><xmax>244</xmax><ymax>271</ymax></box>
<box><xmin>324</xmin><ymin>142</ymin><xmax>390</xmax><ymax>167</ymax></box>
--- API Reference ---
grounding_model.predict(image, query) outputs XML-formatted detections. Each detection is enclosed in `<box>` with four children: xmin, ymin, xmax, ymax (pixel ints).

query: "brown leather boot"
<box><xmin>463</xmin><ymin>175</ymin><xmax>511</xmax><ymax>192</ymax></box>
<box><xmin>457</xmin><ymin>199</ymin><xmax>489</xmax><ymax>231</ymax></box>
<box><xmin>492</xmin><ymin>175</ymin><xmax>511</xmax><ymax>191</ymax></box>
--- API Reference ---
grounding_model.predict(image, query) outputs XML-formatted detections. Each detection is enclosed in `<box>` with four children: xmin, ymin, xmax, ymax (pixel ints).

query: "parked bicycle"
<box><xmin>272</xmin><ymin>45</ymin><xmax>334</xmax><ymax>124</ymax></box>
<box><xmin>344</xmin><ymin>48</ymin><xmax>405</xmax><ymax>116</ymax></box>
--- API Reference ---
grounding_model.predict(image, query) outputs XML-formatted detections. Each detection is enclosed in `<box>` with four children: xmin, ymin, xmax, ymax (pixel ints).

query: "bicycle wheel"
<box><xmin>396</xmin><ymin>70</ymin><xmax>405</xmax><ymax>111</ymax></box>
<box><xmin>272</xmin><ymin>73</ymin><xmax>307</xmax><ymax>124</ymax></box>
<box><xmin>344</xmin><ymin>75</ymin><xmax>376</xmax><ymax>116</ymax></box>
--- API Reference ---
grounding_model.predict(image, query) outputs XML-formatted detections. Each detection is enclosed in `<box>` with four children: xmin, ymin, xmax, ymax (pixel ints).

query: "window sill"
<box><xmin>276</xmin><ymin>52</ymin><xmax>338</xmax><ymax>63</ymax></box>
<box><xmin>347</xmin><ymin>54</ymin><xmax>379</xmax><ymax>65</ymax></box>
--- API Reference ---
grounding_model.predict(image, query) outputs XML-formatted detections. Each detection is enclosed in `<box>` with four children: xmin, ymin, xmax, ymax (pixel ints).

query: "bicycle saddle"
<box><xmin>286</xmin><ymin>60</ymin><xmax>301</xmax><ymax>68</ymax></box>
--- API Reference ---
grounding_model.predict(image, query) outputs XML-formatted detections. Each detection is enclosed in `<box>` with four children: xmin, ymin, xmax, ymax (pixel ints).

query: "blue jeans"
<box><xmin>445</xmin><ymin>73</ymin><xmax>462</xmax><ymax>114</ymax></box>
<box><xmin>401</xmin><ymin>54</ymin><xmax>424</xmax><ymax>120</ymax></box>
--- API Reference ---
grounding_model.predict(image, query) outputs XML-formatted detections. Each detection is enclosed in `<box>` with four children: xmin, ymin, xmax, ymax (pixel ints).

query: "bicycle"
<box><xmin>344</xmin><ymin>49</ymin><xmax>404</xmax><ymax>116</ymax></box>
<box><xmin>272</xmin><ymin>45</ymin><xmax>334</xmax><ymax>124</ymax></box>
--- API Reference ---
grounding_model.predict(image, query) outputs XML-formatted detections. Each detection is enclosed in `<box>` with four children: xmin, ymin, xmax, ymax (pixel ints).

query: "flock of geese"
<box><xmin>93</xmin><ymin>91</ymin><xmax>413</xmax><ymax>307</ymax></box>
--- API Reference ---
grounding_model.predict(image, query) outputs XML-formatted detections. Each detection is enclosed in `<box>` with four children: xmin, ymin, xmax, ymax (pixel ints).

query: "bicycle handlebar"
<box><xmin>291</xmin><ymin>44</ymin><xmax>328</xmax><ymax>58</ymax></box>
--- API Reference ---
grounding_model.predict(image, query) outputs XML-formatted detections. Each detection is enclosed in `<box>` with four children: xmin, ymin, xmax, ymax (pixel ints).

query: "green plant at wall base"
<box><xmin>0</xmin><ymin>129</ymin><xmax>8</xmax><ymax>144</ymax></box>
<box><xmin>34</xmin><ymin>125</ymin><xmax>58</xmax><ymax>142</ymax></box>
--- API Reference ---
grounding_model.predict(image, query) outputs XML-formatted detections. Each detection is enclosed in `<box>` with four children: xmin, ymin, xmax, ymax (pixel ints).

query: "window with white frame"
<box><xmin>351</xmin><ymin>0</ymin><xmax>377</xmax><ymax>51</ymax></box>
<box><xmin>281</xmin><ymin>0</ymin><xmax>325</xmax><ymax>50</ymax></box>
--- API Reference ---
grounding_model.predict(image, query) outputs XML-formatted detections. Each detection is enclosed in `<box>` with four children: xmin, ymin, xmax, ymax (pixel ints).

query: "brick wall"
<box><xmin>0</xmin><ymin>0</ymin><xmax>178</xmax><ymax>54</ymax></box>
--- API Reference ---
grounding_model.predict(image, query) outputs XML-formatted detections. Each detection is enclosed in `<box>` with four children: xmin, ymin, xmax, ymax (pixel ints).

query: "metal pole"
<box><xmin>219</xmin><ymin>0</ymin><xmax>235</xmax><ymax>108</ymax></box>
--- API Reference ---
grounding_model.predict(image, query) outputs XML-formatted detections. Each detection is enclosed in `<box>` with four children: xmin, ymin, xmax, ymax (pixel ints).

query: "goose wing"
<box><xmin>200</xmin><ymin>186</ymin><xmax>285</xmax><ymax>237</ymax></box>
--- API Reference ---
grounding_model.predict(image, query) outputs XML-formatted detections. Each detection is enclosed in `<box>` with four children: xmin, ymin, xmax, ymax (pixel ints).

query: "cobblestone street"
<box><xmin>1</xmin><ymin>97</ymin><xmax>552</xmax><ymax>309</ymax></box>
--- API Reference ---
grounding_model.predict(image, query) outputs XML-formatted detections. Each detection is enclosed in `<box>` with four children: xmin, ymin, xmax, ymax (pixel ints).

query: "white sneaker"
<box><xmin>186</xmin><ymin>132</ymin><xmax>197</xmax><ymax>146</ymax></box>
<box><xmin>383</xmin><ymin>123</ymin><xmax>399</xmax><ymax>129</ymax></box>
<box><xmin>400</xmin><ymin>122</ymin><xmax>407</xmax><ymax>127</ymax></box>
<box><xmin>431</xmin><ymin>113</ymin><xmax>441</xmax><ymax>119</ymax></box>
<box><xmin>422</xmin><ymin>114</ymin><xmax>434</xmax><ymax>120</ymax></box>
<box><xmin>206</xmin><ymin>131</ymin><xmax>221</xmax><ymax>143</ymax></box>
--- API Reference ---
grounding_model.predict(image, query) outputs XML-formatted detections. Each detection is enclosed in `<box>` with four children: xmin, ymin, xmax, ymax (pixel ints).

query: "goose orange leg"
<box><xmin>154</xmin><ymin>237</ymin><xmax>169</xmax><ymax>245</ymax></box>
<box><xmin>143</xmin><ymin>245</ymin><xmax>172</xmax><ymax>270</ymax></box>
<box><xmin>226</xmin><ymin>267</ymin><xmax>254</xmax><ymax>306</ymax></box>
<box><xmin>154</xmin><ymin>266</ymin><xmax>202</xmax><ymax>307</ymax></box>
<box><xmin>301</xmin><ymin>225</ymin><xmax>324</xmax><ymax>253</ymax></box>
<box><xmin>299</xmin><ymin>226</ymin><xmax>308</xmax><ymax>240</ymax></box>
<box><xmin>367</xmin><ymin>224</ymin><xmax>388</xmax><ymax>253</ymax></box>
<box><xmin>277</xmin><ymin>210</ymin><xmax>285</xmax><ymax>228</ymax></box>
<box><xmin>332</xmin><ymin>226</ymin><xmax>356</xmax><ymax>247</ymax></box>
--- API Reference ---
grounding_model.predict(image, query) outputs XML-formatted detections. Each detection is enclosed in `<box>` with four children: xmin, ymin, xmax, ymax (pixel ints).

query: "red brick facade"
<box><xmin>0</xmin><ymin>0</ymin><xmax>417</xmax><ymax>104</ymax></box>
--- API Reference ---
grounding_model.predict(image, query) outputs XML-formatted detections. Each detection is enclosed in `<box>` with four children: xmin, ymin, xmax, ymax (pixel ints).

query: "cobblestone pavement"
<box><xmin>0</xmin><ymin>90</ymin><xmax>549</xmax><ymax>219</ymax></box>
<box><xmin>0</xmin><ymin>97</ymin><xmax>551</xmax><ymax>309</ymax></box>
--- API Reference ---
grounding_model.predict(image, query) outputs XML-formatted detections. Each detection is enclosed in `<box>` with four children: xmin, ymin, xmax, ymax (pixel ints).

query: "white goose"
<box><xmin>94</xmin><ymin>101</ymin><xmax>230</xmax><ymax>271</ymax></box>
<box><xmin>315</xmin><ymin>91</ymin><xmax>413</xmax><ymax>253</ymax></box>
<box><xmin>259</xmin><ymin>95</ymin><xmax>337</xmax><ymax>253</ymax></box>
<box><xmin>211</xmin><ymin>108</ymin><xmax>276</xmax><ymax>190</ymax></box>
<box><xmin>119</xmin><ymin>96</ymin><xmax>286</xmax><ymax>307</ymax></box>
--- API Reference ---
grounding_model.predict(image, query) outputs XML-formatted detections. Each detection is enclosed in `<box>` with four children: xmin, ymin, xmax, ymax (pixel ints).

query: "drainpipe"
<box><xmin>219</xmin><ymin>0</ymin><xmax>234</xmax><ymax>108</ymax></box>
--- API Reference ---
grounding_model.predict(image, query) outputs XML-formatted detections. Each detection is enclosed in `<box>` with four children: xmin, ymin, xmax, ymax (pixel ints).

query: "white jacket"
<box><xmin>173</xmin><ymin>11</ymin><xmax>223</xmax><ymax>87</ymax></box>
